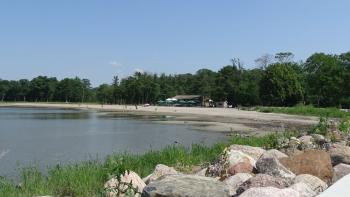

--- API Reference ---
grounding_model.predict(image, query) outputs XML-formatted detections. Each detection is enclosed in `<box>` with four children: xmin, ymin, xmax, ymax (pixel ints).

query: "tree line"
<box><xmin>1</xmin><ymin>51</ymin><xmax>350</xmax><ymax>108</ymax></box>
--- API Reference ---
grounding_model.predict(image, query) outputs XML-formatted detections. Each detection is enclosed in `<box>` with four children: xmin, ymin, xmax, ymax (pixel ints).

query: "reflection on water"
<box><xmin>0</xmin><ymin>108</ymin><xmax>91</xmax><ymax>120</ymax></box>
<box><xmin>0</xmin><ymin>107</ymin><xmax>226</xmax><ymax>179</ymax></box>
<box><xmin>99</xmin><ymin>113</ymin><xmax>176</xmax><ymax>121</ymax></box>
<box><xmin>0</xmin><ymin>149</ymin><xmax>10</xmax><ymax>159</ymax></box>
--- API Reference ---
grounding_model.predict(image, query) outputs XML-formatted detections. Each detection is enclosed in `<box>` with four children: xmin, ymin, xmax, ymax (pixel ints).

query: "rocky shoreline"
<box><xmin>102</xmin><ymin>123</ymin><xmax>350</xmax><ymax>197</ymax></box>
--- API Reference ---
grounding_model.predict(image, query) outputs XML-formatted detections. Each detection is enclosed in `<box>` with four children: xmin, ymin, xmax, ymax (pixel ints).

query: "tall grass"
<box><xmin>256</xmin><ymin>104</ymin><xmax>350</xmax><ymax>118</ymax></box>
<box><xmin>0</xmin><ymin>143</ymin><xmax>228</xmax><ymax>197</ymax></box>
<box><xmin>0</xmin><ymin>133</ymin><xmax>299</xmax><ymax>197</ymax></box>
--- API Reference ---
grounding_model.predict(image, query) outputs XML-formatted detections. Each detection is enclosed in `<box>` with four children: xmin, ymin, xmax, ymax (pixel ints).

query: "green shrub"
<box><xmin>339</xmin><ymin>117</ymin><xmax>350</xmax><ymax>134</ymax></box>
<box><xmin>256</xmin><ymin>105</ymin><xmax>350</xmax><ymax>118</ymax></box>
<box><xmin>309</xmin><ymin>116</ymin><xmax>330</xmax><ymax>135</ymax></box>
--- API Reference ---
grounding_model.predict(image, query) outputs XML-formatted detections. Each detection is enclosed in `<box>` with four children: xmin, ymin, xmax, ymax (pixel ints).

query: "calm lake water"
<box><xmin>0</xmin><ymin>107</ymin><xmax>226</xmax><ymax>178</ymax></box>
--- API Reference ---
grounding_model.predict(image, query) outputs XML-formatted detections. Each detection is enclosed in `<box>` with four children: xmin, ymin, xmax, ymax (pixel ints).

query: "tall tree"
<box><xmin>112</xmin><ymin>76</ymin><xmax>120</xmax><ymax>104</ymax></box>
<box><xmin>54</xmin><ymin>77</ymin><xmax>82</xmax><ymax>102</ymax></box>
<box><xmin>260</xmin><ymin>62</ymin><xmax>304</xmax><ymax>106</ymax></box>
<box><xmin>236</xmin><ymin>69</ymin><xmax>263</xmax><ymax>106</ymax></box>
<box><xmin>193</xmin><ymin>69</ymin><xmax>216</xmax><ymax>97</ymax></box>
<box><xmin>96</xmin><ymin>84</ymin><xmax>113</xmax><ymax>104</ymax></box>
<box><xmin>275</xmin><ymin>52</ymin><xmax>294</xmax><ymax>63</ymax></box>
<box><xmin>18</xmin><ymin>79</ymin><xmax>30</xmax><ymax>101</ymax></box>
<box><xmin>28</xmin><ymin>76</ymin><xmax>57</xmax><ymax>102</ymax></box>
<box><xmin>255</xmin><ymin>54</ymin><xmax>273</xmax><ymax>69</ymax></box>
<box><xmin>213</xmin><ymin>65</ymin><xmax>240</xmax><ymax>105</ymax></box>
<box><xmin>340</xmin><ymin>51</ymin><xmax>350</xmax><ymax>108</ymax></box>
<box><xmin>0</xmin><ymin>79</ymin><xmax>9</xmax><ymax>101</ymax></box>
<box><xmin>304</xmin><ymin>53</ymin><xmax>344</xmax><ymax>106</ymax></box>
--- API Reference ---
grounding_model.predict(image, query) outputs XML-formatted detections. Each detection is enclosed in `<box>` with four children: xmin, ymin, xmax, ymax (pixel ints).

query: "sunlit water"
<box><xmin>0</xmin><ymin>107</ymin><xmax>227</xmax><ymax>179</ymax></box>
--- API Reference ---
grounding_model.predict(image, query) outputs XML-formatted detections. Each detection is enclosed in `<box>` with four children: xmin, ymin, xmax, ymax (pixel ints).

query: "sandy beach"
<box><xmin>0</xmin><ymin>102</ymin><xmax>319</xmax><ymax>135</ymax></box>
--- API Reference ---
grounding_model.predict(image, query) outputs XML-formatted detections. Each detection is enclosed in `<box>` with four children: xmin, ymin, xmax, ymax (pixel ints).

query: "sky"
<box><xmin>0</xmin><ymin>0</ymin><xmax>349</xmax><ymax>86</ymax></box>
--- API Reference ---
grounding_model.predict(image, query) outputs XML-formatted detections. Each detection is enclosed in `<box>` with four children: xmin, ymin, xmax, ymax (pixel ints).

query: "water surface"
<box><xmin>0</xmin><ymin>107</ymin><xmax>226</xmax><ymax>178</ymax></box>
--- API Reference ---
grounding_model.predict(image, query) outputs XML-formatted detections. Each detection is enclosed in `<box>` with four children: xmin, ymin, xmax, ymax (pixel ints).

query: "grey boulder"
<box><xmin>239</xmin><ymin>186</ymin><xmax>299</xmax><ymax>197</ymax></box>
<box><xmin>329</xmin><ymin>144</ymin><xmax>350</xmax><ymax>166</ymax></box>
<box><xmin>332</xmin><ymin>163</ymin><xmax>350</xmax><ymax>183</ymax></box>
<box><xmin>141</xmin><ymin>174</ymin><xmax>230</xmax><ymax>197</ymax></box>
<box><xmin>289</xmin><ymin>182</ymin><xmax>316</xmax><ymax>197</ymax></box>
<box><xmin>223</xmin><ymin>173</ymin><xmax>252</xmax><ymax>196</ymax></box>
<box><xmin>294</xmin><ymin>174</ymin><xmax>327</xmax><ymax>194</ymax></box>
<box><xmin>259</xmin><ymin>149</ymin><xmax>288</xmax><ymax>159</ymax></box>
<box><xmin>236</xmin><ymin>174</ymin><xmax>292</xmax><ymax>195</ymax></box>
<box><xmin>228</xmin><ymin>144</ymin><xmax>266</xmax><ymax>160</ymax></box>
<box><xmin>142</xmin><ymin>164</ymin><xmax>179</xmax><ymax>184</ymax></box>
<box><xmin>256</xmin><ymin>157</ymin><xmax>295</xmax><ymax>179</ymax></box>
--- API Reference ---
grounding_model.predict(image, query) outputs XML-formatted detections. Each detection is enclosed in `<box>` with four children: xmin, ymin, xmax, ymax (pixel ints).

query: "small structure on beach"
<box><xmin>157</xmin><ymin>95</ymin><xmax>213</xmax><ymax>107</ymax></box>
<box><xmin>215</xmin><ymin>101</ymin><xmax>228</xmax><ymax>108</ymax></box>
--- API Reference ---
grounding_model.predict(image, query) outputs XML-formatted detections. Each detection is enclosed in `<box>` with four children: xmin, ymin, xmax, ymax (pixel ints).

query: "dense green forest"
<box><xmin>1</xmin><ymin>51</ymin><xmax>350</xmax><ymax>108</ymax></box>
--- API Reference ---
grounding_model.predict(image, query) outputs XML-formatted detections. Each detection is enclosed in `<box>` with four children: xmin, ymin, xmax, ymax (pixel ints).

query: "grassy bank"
<box><xmin>0</xmin><ymin>134</ymin><xmax>286</xmax><ymax>197</ymax></box>
<box><xmin>254</xmin><ymin>105</ymin><xmax>350</xmax><ymax>118</ymax></box>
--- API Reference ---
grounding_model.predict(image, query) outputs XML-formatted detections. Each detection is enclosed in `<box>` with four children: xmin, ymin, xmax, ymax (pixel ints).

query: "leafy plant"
<box><xmin>338</xmin><ymin>117</ymin><xmax>350</xmax><ymax>134</ymax></box>
<box><xmin>309</xmin><ymin>116</ymin><xmax>330</xmax><ymax>135</ymax></box>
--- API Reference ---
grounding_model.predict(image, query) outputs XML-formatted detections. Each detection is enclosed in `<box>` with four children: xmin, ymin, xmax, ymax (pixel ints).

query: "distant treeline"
<box><xmin>1</xmin><ymin>51</ymin><xmax>350</xmax><ymax>108</ymax></box>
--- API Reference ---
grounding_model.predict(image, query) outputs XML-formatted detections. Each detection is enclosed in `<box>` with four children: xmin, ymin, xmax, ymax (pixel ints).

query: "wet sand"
<box><xmin>0</xmin><ymin>103</ymin><xmax>319</xmax><ymax>135</ymax></box>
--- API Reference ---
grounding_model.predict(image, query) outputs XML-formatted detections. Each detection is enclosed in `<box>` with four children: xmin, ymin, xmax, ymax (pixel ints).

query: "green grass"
<box><xmin>0</xmin><ymin>144</ymin><xmax>227</xmax><ymax>197</ymax></box>
<box><xmin>255</xmin><ymin>104</ymin><xmax>350</xmax><ymax>118</ymax></box>
<box><xmin>0</xmin><ymin>133</ymin><xmax>290</xmax><ymax>197</ymax></box>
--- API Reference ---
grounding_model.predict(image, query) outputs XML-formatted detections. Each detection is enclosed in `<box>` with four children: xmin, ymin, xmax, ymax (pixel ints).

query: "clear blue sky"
<box><xmin>1</xmin><ymin>0</ymin><xmax>349</xmax><ymax>86</ymax></box>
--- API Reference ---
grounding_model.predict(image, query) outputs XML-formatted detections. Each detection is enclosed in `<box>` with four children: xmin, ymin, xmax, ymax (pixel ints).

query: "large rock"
<box><xmin>299</xmin><ymin>135</ymin><xmax>316</xmax><ymax>150</ymax></box>
<box><xmin>143</xmin><ymin>164</ymin><xmax>179</xmax><ymax>184</ymax></box>
<box><xmin>259</xmin><ymin>149</ymin><xmax>288</xmax><ymax>159</ymax></box>
<box><xmin>239</xmin><ymin>187</ymin><xmax>299</xmax><ymax>197</ymax></box>
<box><xmin>279</xmin><ymin>150</ymin><xmax>333</xmax><ymax>183</ymax></box>
<box><xmin>333</xmin><ymin>163</ymin><xmax>350</xmax><ymax>183</ymax></box>
<box><xmin>256</xmin><ymin>157</ymin><xmax>295</xmax><ymax>179</ymax></box>
<box><xmin>227</xmin><ymin>150</ymin><xmax>256</xmax><ymax>167</ymax></box>
<box><xmin>289</xmin><ymin>182</ymin><xmax>316</xmax><ymax>197</ymax></box>
<box><xmin>104</xmin><ymin>170</ymin><xmax>146</xmax><ymax>197</ymax></box>
<box><xmin>228</xmin><ymin>144</ymin><xmax>265</xmax><ymax>160</ymax></box>
<box><xmin>141</xmin><ymin>174</ymin><xmax>230</xmax><ymax>197</ymax></box>
<box><xmin>283</xmin><ymin>148</ymin><xmax>304</xmax><ymax>157</ymax></box>
<box><xmin>329</xmin><ymin>144</ymin><xmax>350</xmax><ymax>166</ymax></box>
<box><xmin>223</xmin><ymin>173</ymin><xmax>252</xmax><ymax>196</ymax></box>
<box><xmin>312</xmin><ymin>134</ymin><xmax>325</xmax><ymax>143</ymax></box>
<box><xmin>228</xmin><ymin>155</ymin><xmax>254</xmax><ymax>175</ymax></box>
<box><xmin>298</xmin><ymin>135</ymin><xmax>313</xmax><ymax>145</ymax></box>
<box><xmin>236</xmin><ymin>174</ymin><xmax>292</xmax><ymax>195</ymax></box>
<box><xmin>294</xmin><ymin>174</ymin><xmax>327</xmax><ymax>194</ymax></box>
<box><xmin>195</xmin><ymin>167</ymin><xmax>207</xmax><ymax>176</ymax></box>
<box><xmin>190</xmin><ymin>165</ymin><xmax>202</xmax><ymax>173</ymax></box>
<box><xmin>206</xmin><ymin>149</ymin><xmax>255</xmax><ymax>178</ymax></box>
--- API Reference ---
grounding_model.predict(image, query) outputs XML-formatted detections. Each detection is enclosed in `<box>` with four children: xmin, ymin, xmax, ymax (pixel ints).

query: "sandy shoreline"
<box><xmin>0</xmin><ymin>102</ymin><xmax>319</xmax><ymax>134</ymax></box>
